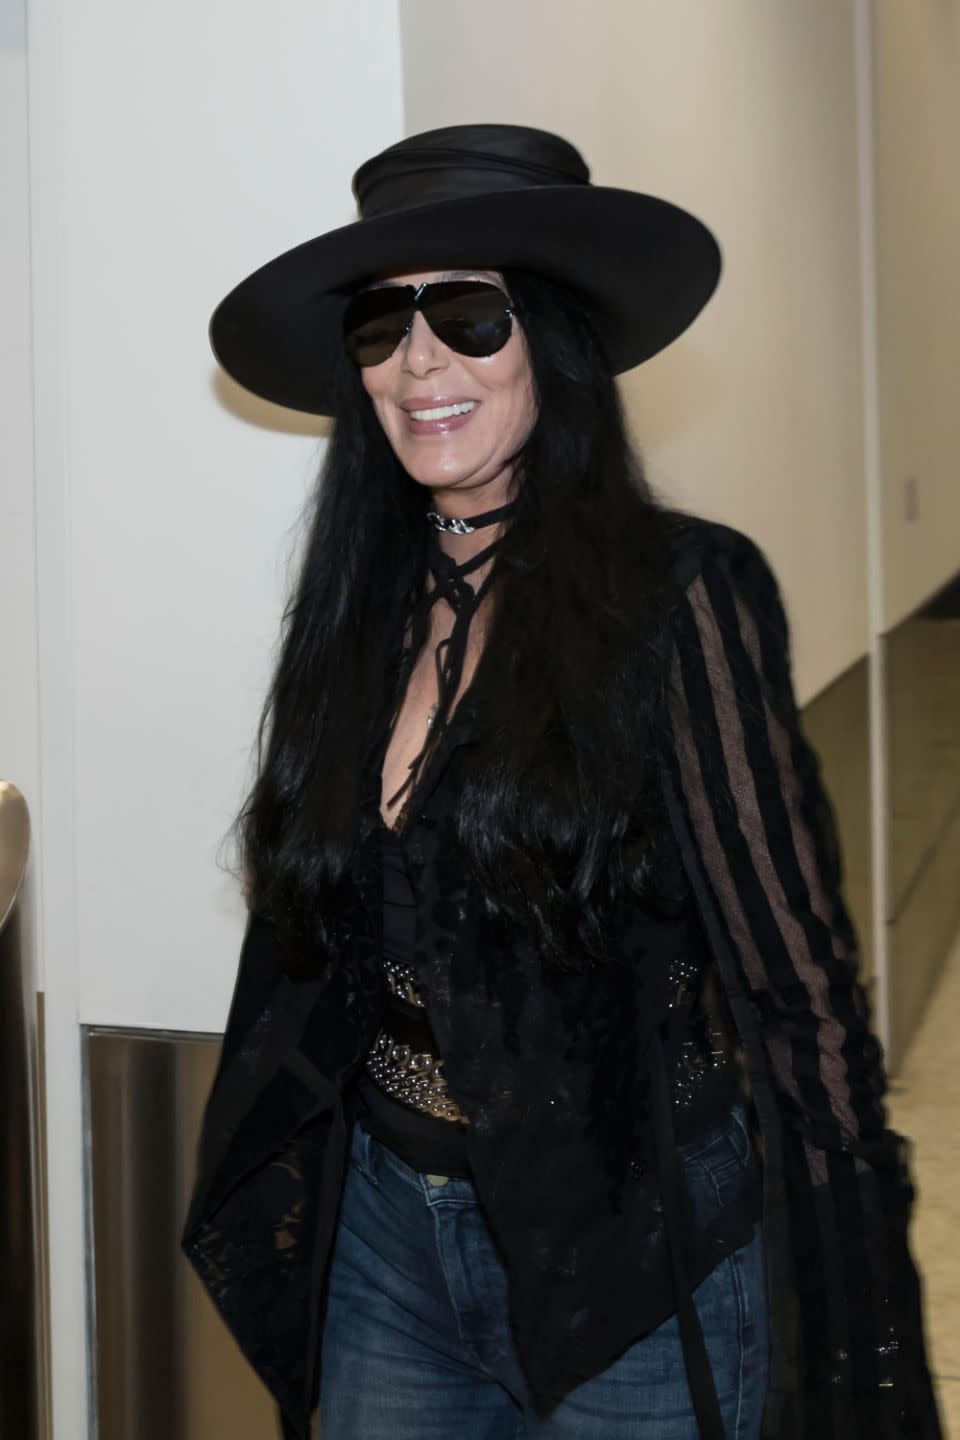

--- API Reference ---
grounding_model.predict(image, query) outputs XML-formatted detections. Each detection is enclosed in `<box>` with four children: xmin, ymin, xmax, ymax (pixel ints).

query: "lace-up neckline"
<box><xmin>382</xmin><ymin>499</ymin><xmax>517</xmax><ymax>830</ymax></box>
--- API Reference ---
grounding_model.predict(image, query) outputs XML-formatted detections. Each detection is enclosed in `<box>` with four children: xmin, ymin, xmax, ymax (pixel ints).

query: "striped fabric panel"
<box><xmin>664</xmin><ymin>532</ymin><xmax>932</xmax><ymax>1428</ymax></box>
<box><xmin>668</xmin><ymin>545</ymin><xmax>885</xmax><ymax>1146</ymax></box>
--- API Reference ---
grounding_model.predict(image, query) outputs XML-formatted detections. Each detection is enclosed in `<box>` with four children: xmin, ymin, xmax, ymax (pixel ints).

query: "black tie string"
<box><xmin>384</xmin><ymin>500</ymin><xmax>517</xmax><ymax>818</ymax></box>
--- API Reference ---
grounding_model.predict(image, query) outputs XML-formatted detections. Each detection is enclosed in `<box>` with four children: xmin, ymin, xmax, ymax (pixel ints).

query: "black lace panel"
<box><xmin>183</xmin><ymin>1076</ymin><xmax>345</xmax><ymax>1429</ymax></box>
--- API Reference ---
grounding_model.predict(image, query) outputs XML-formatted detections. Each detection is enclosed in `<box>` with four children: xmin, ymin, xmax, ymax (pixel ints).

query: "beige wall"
<box><xmin>870</xmin><ymin>0</ymin><xmax>960</xmax><ymax>1070</ymax></box>
<box><xmin>871</xmin><ymin>0</ymin><xmax>960</xmax><ymax>631</ymax></box>
<box><xmin>399</xmin><ymin>0</ymin><xmax>869</xmax><ymax>705</ymax></box>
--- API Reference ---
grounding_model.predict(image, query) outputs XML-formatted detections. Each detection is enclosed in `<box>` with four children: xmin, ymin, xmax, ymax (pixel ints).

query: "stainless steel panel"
<box><xmin>0</xmin><ymin>779</ymin><xmax>30</xmax><ymax>930</ymax></box>
<box><xmin>0</xmin><ymin>780</ymin><xmax>45</xmax><ymax>1439</ymax></box>
<box><xmin>86</xmin><ymin>1028</ymin><xmax>285</xmax><ymax>1440</ymax></box>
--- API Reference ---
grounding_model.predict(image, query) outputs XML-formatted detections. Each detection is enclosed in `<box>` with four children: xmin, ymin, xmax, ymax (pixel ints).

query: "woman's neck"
<box><xmin>428</xmin><ymin>486</ymin><xmax>516</xmax><ymax>566</ymax></box>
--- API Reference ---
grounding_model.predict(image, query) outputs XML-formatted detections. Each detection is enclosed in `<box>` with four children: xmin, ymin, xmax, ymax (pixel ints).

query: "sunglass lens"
<box><xmin>343</xmin><ymin>280</ymin><xmax>513</xmax><ymax>365</ymax></box>
<box><xmin>425</xmin><ymin>282</ymin><xmax>512</xmax><ymax>357</ymax></box>
<box><xmin>343</xmin><ymin>288</ymin><xmax>414</xmax><ymax>366</ymax></box>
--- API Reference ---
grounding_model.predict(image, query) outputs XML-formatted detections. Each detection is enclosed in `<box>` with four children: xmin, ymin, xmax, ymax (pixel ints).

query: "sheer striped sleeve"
<box><xmin>664</xmin><ymin>528</ymin><xmax>941</xmax><ymax>1438</ymax></box>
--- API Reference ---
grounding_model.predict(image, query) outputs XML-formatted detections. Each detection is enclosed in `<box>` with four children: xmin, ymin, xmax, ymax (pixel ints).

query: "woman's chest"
<box><xmin>380</xmin><ymin>597</ymin><xmax>488</xmax><ymax>830</ymax></box>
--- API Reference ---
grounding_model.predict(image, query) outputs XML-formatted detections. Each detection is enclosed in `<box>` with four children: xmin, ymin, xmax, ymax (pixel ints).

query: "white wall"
<box><xmin>871</xmin><ymin>0</ymin><xmax>960</xmax><ymax>631</ymax></box>
<box><xmin>36</xmin><ymin>1</ymin><xmax>403</xmax><ymax>1034</ymax></box>
<box><xmin>399</xmin><ymin>0</ymin><xmax>869</xmax><ymax>705</ymax></box>
<box><xmin>0</xmin><ymin>0</ymin><xmax>41</xmax><ymax>954</ymax></box>
<box><xmin>25</xmin><ymin>3</ymin><xmax>404</xmax><ymax>1434</ymax></box>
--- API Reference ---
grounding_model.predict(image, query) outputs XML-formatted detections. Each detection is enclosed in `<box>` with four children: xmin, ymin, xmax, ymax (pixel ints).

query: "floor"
<box><xmin>887</xmin><ymin>927</ymin><xmax>960</xmax><ymax>1436</ymax></box>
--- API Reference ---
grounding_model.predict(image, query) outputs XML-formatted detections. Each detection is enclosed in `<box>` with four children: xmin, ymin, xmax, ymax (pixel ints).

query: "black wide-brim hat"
<box><xmin>211</xmin><ymin>123</ymin><xmax>722</xmax><ymax>416</ymax></box>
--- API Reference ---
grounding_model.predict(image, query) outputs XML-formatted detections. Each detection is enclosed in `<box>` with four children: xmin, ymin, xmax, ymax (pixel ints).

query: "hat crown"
<box><xmin>353</xmin><ymin>123</ymin><xmax>591</xmax><ymax>219</ymax></box>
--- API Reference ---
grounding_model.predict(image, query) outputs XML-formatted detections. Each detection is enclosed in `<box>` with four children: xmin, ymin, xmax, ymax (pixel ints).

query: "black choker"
<box><xmin>426</xmin><ymin>499</ymin><xmax>518</xmax><ymax>535</ymax></box>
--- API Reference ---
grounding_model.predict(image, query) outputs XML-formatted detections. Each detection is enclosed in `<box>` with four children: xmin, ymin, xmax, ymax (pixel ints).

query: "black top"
<box><xmin>353</xmin><ymin>805</ymin><xmax>747</xmax><ymax>1175</ymax></box>
<box><xmin>352</xmin><ymin>827</ymin><xmax>474</xmax><ymax>1177</ymax></box>
<box><xmin>350</xmin><ymin>504</ymin><xmax>745</xmax><ymax>1186</ymax></box>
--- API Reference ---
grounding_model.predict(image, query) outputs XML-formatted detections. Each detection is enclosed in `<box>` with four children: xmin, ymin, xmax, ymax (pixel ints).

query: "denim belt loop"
<box><xmin>352</xmin><ymin>1122</ymin><xmax>380</xmax><ymax>1186</ymax></box>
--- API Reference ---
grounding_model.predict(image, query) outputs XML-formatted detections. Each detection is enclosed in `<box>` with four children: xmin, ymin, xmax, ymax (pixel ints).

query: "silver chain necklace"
<box><xmin>425</xmin><ymin>497</ymin><xmax>518</xmax><ymax>536</ymax></box>
<box><xmin>426</xmin><ymin>510</ymin><xmax>477</xmax><ymax>535</ymax></box>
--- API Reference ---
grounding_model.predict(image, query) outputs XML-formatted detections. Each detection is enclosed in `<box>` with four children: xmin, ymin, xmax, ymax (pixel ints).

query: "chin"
<box><xmin>402</xmin><ymin>457</ymin><xmax>476</xmax><ymax>491</ymax></box>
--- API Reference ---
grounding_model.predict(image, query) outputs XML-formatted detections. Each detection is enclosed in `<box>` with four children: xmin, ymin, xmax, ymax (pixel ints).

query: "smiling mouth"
<box><xmin>402</xmin><ymin>400</ymin><xmax>481</xmax><ymax>437</ymax></box>
<box><xmin>406</xmin><ymin>400</ymin><xmax>478</xmax><ymax>421</ymax></box>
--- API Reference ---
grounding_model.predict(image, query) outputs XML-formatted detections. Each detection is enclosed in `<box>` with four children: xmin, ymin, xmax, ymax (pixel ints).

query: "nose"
<box><xmin>400</xmin><ymin>309</ymin><xmax>449</xmax><ymax>377</ymax></box>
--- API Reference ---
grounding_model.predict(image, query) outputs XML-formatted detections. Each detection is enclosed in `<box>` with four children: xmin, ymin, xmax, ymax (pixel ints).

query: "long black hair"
<box><xmin>229</xmin><ymin>267</ymin><xmax>677</xmax><ymax>973</ymax></box>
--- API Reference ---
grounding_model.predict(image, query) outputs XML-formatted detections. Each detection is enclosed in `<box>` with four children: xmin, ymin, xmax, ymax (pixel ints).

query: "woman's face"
<box><xmin>357</xmin><ymin>268</ymin><xmax>536</xmax><ymax>506</ymax></box>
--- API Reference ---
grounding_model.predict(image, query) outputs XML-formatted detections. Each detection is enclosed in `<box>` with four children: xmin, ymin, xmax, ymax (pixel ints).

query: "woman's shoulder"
<box><xmin>664</xmin><ymin>504</ymin><xmax>771</xmax><ymax>570</ymax></box>
<box><xmin>660</xmin><ymin>506</ymin><xmax>773</xmax><ymax>587</ymax></box>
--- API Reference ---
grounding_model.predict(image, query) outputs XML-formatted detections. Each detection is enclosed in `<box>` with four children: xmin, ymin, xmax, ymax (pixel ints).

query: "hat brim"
<box><xmin>210</xmin><ymin>186</ymin><xmax>721</xmax><ymax>416</ymax></box>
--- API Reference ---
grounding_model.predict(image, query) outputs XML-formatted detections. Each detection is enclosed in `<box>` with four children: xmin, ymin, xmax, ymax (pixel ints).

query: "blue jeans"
<box><xmin>318</xmin><ymin>1108</ymin><xmax>768</xmax><ymax>1438</ymax></box>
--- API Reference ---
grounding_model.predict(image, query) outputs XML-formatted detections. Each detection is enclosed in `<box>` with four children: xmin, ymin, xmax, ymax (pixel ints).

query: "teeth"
<box><xmin>408</xmin><ymin>401</ymin><xmax>477</xmax><ymax>421</ymax></box>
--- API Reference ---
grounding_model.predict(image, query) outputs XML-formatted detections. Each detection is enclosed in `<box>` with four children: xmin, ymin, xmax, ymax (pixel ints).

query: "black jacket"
<box><xmin>181</xmin><ymin>514</ymin><xmax>940</xmax><ymax>1439</ymax></box>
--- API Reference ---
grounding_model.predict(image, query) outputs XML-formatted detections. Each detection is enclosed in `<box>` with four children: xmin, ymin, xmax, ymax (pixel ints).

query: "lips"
<box><xmin>401</xmin><ymin>397</ymin><xmax>481</xmax><ymax>436</ymax></box>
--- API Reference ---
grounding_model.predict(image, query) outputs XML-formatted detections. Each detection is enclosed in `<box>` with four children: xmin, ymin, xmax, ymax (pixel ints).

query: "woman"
<box><xmin>182</xmin><ymin>124</ymin><xmax>940</xmax><ymax>1439</ymax></box>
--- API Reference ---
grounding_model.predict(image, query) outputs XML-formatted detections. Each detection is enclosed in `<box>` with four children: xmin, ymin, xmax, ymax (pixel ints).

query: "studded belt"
<box><xmin>365</xmin><ymin>956</ymin><xmax>731</xmax><ymax>1124</ymax></box>
<box><xmin>364</xmin><ymin>956</ymin><xmax>469</xmax><ymax>1124</ymax></box>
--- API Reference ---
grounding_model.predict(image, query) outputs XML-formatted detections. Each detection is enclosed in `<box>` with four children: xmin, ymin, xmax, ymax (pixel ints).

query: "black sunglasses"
<box><xmin>342</xmin><ymin>279</ymin><xmax>514</xmax><ymax>367</ymax></box>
